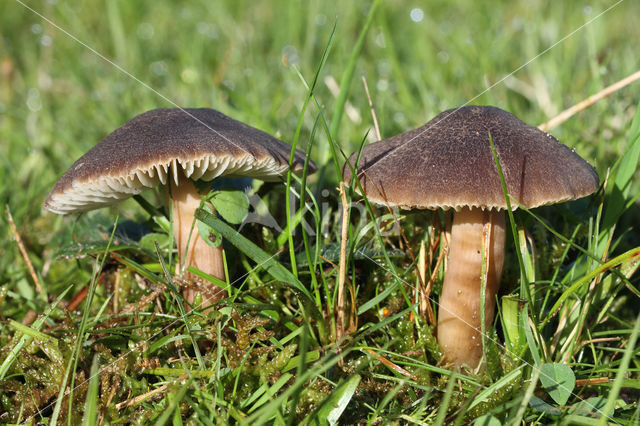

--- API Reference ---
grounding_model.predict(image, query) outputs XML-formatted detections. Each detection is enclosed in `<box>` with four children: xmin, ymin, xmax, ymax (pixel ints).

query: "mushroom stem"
<box><xmin>170</xmin><ymin>173</ymin><xmax>227</xmax><ymax>305</ymax></box>
<box><xmin>437</xmin><ymin>207</ymin><xmax>505</xmax><ymax>368</ymax></box>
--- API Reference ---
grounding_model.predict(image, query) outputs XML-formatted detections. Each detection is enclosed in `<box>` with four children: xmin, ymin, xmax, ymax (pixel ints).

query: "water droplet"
<box><xmin>410</xmin><ymin>8</ymin><xmax>424</xmax><ymax>23</ymax></box>
<box><xmin>281</xmin><ymin>45</ymin><xmax>299</xmax><ymax>66</ymax></box>
<box><xmin>315</xmin><ymin>14</ymin><xmax>327</xmax><ymax>26</ymax></box>
<box><xmin>38</xmin><ymin>73</ymin><xmax>52</xmax><ymax>90</ymax></box>
<box><xmin>137</xmin><ymin>22</ymin><xmax>154</xmax><ymax>40</ymax></box>
<box><xmin>26</xmin><ymin>88</ymin><xmax>42</xmax><ymax>112</ymax></box>
<box><xmin>511</xmin><ymin>18</ymin><xmax>524</xmax><ymax>31</ymax></box>
<box><xmin>394</xmin><ymin>112</ymin><xmax>406</xmax><ymax>125</ymax></box>
<box><xmin>196</xmin><ymin>22</ymin><xmax>219</xmax><ymax>39</ymax></box>
<box><xmin>150</xmin><ymin>61</ymin><xmax>168</xmax><ymax>76</ymax></box>
<box><xmin>181</xmin><ymin>68</ymin><xmax>198</xmax><ymax>84</ymax></box>
<box><xmin>437</xmin><ymin>51</ymin><xmax>449</xmax><ymax>63</ymax></box>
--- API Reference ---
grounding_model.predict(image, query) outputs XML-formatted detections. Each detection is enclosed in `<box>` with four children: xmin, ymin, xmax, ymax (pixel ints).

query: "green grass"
<box><xmin>1</xmin><ymin>0</ymin><xmax>640</xmax><ymax>424</ymax></box>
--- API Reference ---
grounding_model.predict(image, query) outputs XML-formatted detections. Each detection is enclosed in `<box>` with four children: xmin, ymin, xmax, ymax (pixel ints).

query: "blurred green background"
<box><xmin>1</xmin><ymin>0</ymin><xmax>639</xmax><ymax>288</ymax></box>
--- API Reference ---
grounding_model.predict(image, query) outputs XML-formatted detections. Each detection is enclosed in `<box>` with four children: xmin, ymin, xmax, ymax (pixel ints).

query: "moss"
<box><xmin>295</xmin><ymin>379</ymin><xmax>332</xmax><ymax>418</ymax></box>
<box><xmin>255</xmin><ymin>343</ymin><xmax>297</xmax><ymax>384</ymax></box>
<box><xmin>416</xmin><ymin>323</ymin><xmax>442</xmax><ymax>363</ymax></box>
<box><xmin>388</xmin><ymin>318</ymin><xmax>414</xmax><ymax>353</ymax></box>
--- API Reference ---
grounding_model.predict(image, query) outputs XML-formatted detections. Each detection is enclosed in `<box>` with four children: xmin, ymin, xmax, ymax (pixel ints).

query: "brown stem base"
<box><xmin>170</xmin><ymin>173</ymin><xmax>227</xmax><ymax>306</ymax></box>
<box><xmin>436</xmin><ymin>207</ymin><xmax>506</xmax><ymax>369</ymax></box>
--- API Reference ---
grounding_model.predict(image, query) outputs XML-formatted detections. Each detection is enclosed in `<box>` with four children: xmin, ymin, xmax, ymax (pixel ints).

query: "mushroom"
<box><xmin>45</xmin><ymin>108</ymin><xmax>315</xmax><ymax>305</ymax></box>
<box><xmin>343</xmin><ymin>105</ymin><xmax>598</xmax><ymax>368</ymax></box>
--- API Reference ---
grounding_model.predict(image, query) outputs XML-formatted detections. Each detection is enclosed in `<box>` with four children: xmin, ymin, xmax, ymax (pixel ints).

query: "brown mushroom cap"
<box><xmin>45</xmin><ymin>108</ymin><xmax>314</xmax><ymax>214</ymax></box>
<box><xmin>343</xmin><ymin>105</ymin><xmax>599</xmax><ymax>210</ymax></box>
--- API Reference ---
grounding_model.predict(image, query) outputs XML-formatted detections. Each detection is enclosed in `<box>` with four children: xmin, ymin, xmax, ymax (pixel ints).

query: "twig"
<box><xmin>425</xmin><ymin>238</ymin><xmax>447</xmax><ymax>310</ymax></box>
<box><xmin>337</xmin><ymin>182</ymin><xmax>349</xmax><ymax>347</ymax></box>
<box><xmin>362</xmin><ymin>75</ymin><xmax>381</xmax><ymax>140</ymax></box>
<box><xmin>480</xmin><ymin>213</ymin><xmax>492</xmax><ymax>365</ymax></box>
<box><xmin>66</xmin><ymin>287</ymin><xmax>89</xmax><ymax>311</ymax></box>
<box><xmin>417</xmin><ymin>241</ymin><xmax>427</xmax><ymax>319</ymax></box>
<box><xmin>579</xmin><ymin>337</ymin><xmax>621</xmax><ymax>349</ymax></box>
<box><xmin>6</xmin><ymin>205</ymin><xmax>43</xmax><ymax>294</ymax></box>
<box><xmin>113</xmin><ymin>267</ymin><xmax>120</xmax><ymax>313</ymax></box>
<box><xmin>365</xmin><ymin>348</ymin><xmax>416</xmax><ymax>379</ymax></box>
<box><xmin>575</xmin><ymin>377</ymin><xmax>611</xmax><ymax>387</ymax></box>
<box><xmin>539</xmin><ymin>69</ymin><xmax>640</xmax><ymax>131</ymax></box>
<box><xmin>115</xmin><ymin>373</ymin><xmax>188</xmax><ymax>410</ymax></box>
<box><xmin>22</xmin><ymin>310</ymin><xmax>37</xmax><ymax>326</ymax></box>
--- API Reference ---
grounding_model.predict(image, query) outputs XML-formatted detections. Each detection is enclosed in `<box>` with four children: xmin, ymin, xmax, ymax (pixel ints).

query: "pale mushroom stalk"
<box><xmin>437</xmin><ymin>207</ymin><xmax>505</xmax><ymax>368</ymax></box>
<box><xmin>170</xmin><ymin>172</ymin><xmax>226</xmax><ymax>304</ymax></box>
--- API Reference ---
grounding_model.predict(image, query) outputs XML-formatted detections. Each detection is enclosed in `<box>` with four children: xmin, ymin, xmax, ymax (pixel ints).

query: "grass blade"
<box><xmin>434</xmin><ymin>371</ymin><xmax>457</xmax><ymax>426</ymax></box>
<box><xmin>154</xmin><ymin>241</ymin><xmax>206</xmax><ymax>370</ymax></box>
<box><xmin>305</xmin><ymin>373</ymin><xmax>361</xmax><ymax>425</ymax></box>
<box><xmin>153</xmin><ymin>379</ymin><xmax>192</xmax><ymax>426</ymax></box>
<box><xmin>596</xmin><ymin>99</ymin><xmax>640</xmax><ymax>257</ymax></box>
<box><xmin>195</xmin><ymin>207</ymin><xmax>315</xmax><ymax>304</ymax></box>
<box><xmin>328</xmin><ymin>0</ymin><xmax>381</xmax><ymax>145</ymax></box>
<box><xmin>544</xmin><ymin>246</ymin><xmax>640</xmax><ymax>322</ymax></box>
<box><xmin>0</xmin><ymin>286</ymin><xmax>71</xmax><ymax>380</ymax></box>
<box><xmin>82</xmin><ymin>355</ymin><xmax>100</xmax><ymax>426</ymax></box>
<box><xmin>597</xmin><ymin>313</ymin><xmax>640</xmax><ymax>425</ymax></box>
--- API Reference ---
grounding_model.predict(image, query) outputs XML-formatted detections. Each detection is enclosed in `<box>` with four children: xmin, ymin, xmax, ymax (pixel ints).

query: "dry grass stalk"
<box><xmin>362</xmin><ymin>75</ymin><xmax>382</xmax><ymax>140</ymax></box>
<box><xmin>539</xmin><ymin>69</ymin><xmax>640</xmax><ymax>131</ymax></box>
<box><xmin>6</xmin><ymin>204</ymin><xmax>43</xmax><ymax>294</ymax></box>
<box><xmin>337</xmin><ymin>181</ymin><xmax>349</xmax><ymax>346</ymax></box>
<box><xmin>115</xmin><ymin>373</ymin><xmax>188</xmax><ymax>410</ymax></box>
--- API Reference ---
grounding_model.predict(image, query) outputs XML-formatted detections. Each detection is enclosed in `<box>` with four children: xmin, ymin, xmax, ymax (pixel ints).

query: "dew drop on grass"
<box><xmin>377</xmin><ymin>60</ymin><xmax>391</xmax><ymax>76</ymax></box>
<box><xmin>437</xmin><ymin>51</ymin><xmax>449</xmax><ymax>63</ymax></box>
<box><xmin>410</xmin><ymin>8</ymin><xmax>424</xmax><ymax>23</ymax></box>
<box><xmin>281</xmin><ymin>45</ymin><xmax>299</xmax><ymax>66</ymax></box>
<box><xmin>196</xmin><ymin>22</ymin><xmax>219</xmax><ymax>39</ymax></box>
<box><xmin>315</xmin><ymin>14</ymin><xmax>327</xmax><ymax>26</ymax></box>
<box><xmin>26</xmin><ymin>88</ymin><xmax>41</xmax><ymax>112</ymax></box>
<box><xmin>137</xmin><ymin>23</ymin><xmax>154</xmax><ymax>40</ymax></box>
<box><xmin>511</xmin><ymin>17</ymin><xmax>524</xmax><ymax>31</ymax></box>
<box><xmin>38</xmin><ymin>73</ymin><xmax>52</xmax><ymax>90</ymax></box>
<box><xmin>181</xmin><ymin>68</ymin><xmax>199</xmax><ymax>84</ymax></box>
<box><xmin>150</xmin><ymin>61</ymin><xmax>168</xmax><ymax>76</ymax></box>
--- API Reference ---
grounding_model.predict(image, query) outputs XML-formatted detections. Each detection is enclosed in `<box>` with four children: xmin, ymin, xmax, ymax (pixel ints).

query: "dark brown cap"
<box><xmin>343</xmin><ymin>105</ymin><xmax>599</xmax><ymax>210</ymax></box>
<box><xmin>45</xmin><ymin>108</ymin><xmax>315</xmax><ymax>214</ymax></box>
